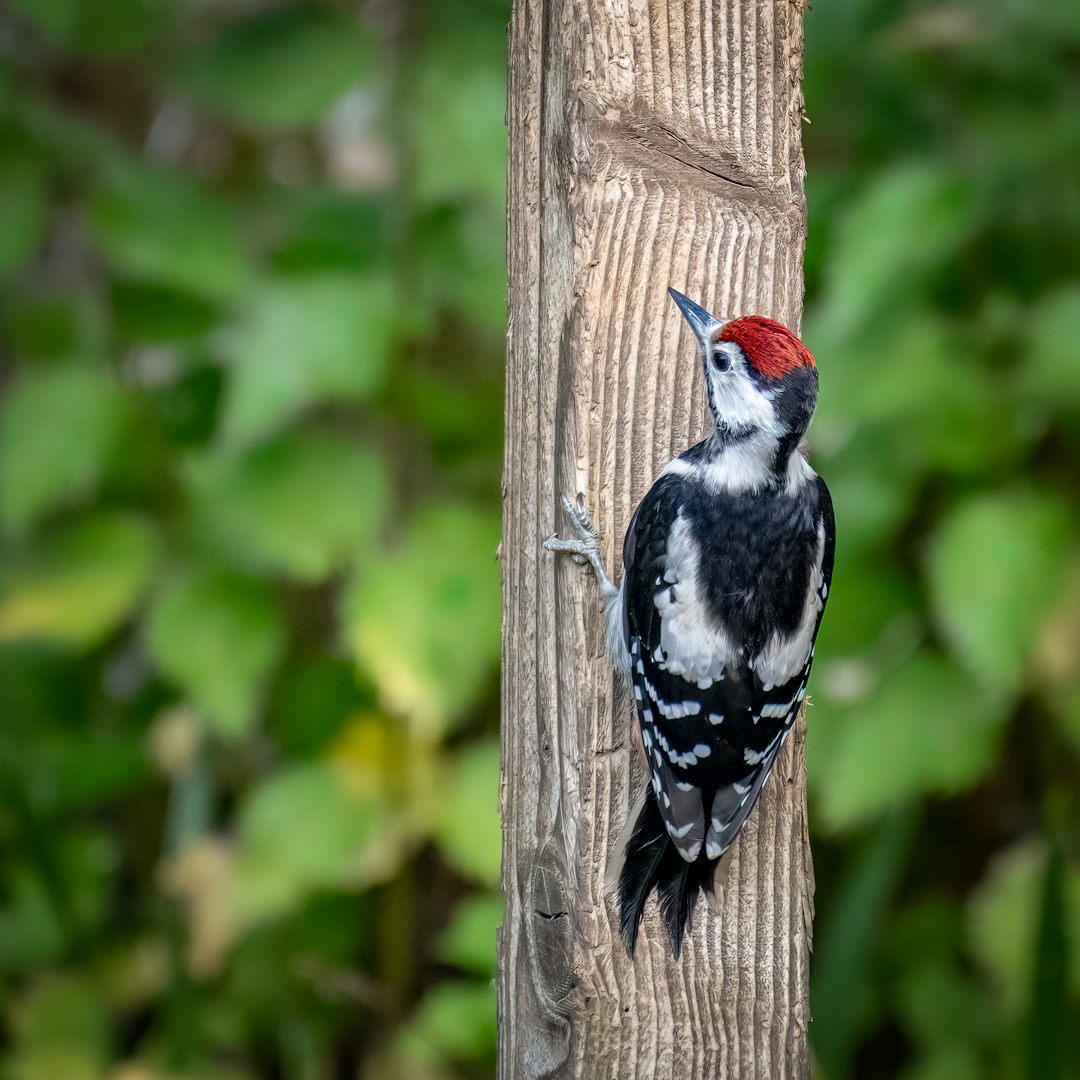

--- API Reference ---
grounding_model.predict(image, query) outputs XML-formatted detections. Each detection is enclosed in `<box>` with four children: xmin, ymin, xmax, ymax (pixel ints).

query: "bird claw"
<box><xmin>542</xmin><ymin>535</ymin><xmax>591</xmax><ymax>564</ymax></box>
<box><xmin>559</xmin><ymin>492</ymin><xmax>599</xmax><ymax>544</ymax></box>
<box><xmin>544</xmin><ymin>492</ymin><xmax>616</xmax><ymax>596</ymax></box>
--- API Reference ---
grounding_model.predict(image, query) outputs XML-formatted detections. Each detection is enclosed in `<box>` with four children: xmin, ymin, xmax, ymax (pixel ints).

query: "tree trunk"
<box><xmin>499</xmin><ymin>2</ymin><xmax>812</xmax><ymax>1077</ymax></box>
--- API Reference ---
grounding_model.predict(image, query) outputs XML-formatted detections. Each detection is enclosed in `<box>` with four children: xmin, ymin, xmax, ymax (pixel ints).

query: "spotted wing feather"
<box><xmin>616</xmin><ymin>472</ymin><xmax>834</xmax><ymax>954</ymax></box>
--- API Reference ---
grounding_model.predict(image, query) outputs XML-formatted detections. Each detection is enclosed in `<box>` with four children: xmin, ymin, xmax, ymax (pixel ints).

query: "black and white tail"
<box><xmin>611</xmin><ymin>786</ymin><xmax>728</xmax><ymax>958</ymax></box>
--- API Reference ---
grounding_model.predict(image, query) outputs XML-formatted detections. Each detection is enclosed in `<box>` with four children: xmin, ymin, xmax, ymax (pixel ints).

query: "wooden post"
<box><xmin>500</xmin><ymin>2</ymin><xmax>812</xmax><ymax>1077</ymax></box>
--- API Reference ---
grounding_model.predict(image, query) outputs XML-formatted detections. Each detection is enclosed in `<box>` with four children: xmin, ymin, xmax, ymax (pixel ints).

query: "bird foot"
<box><xmin>544</xmin><ymin>493</ymin><xmax>617</xmax><ymax>599</ymax></box>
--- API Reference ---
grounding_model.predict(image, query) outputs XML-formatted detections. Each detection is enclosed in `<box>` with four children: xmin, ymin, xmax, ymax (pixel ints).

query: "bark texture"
<box><xmin>500</xmin><ymin>2</ymin><xmax>812</xmax><ymax>1076</ymax></box>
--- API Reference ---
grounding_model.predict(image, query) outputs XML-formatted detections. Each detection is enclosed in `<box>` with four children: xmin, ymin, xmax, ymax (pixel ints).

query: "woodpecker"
<box><xmin>544</xmin><ymin>288</ymin><xmax>834</xmax><ymax>958</ymax></box>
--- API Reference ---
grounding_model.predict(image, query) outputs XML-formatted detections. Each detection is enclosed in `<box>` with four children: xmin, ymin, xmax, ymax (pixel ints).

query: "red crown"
<box><xmin>719</xmin><ymin>316</ymin><xmax>815</xmax><ymax>380</ymax></box>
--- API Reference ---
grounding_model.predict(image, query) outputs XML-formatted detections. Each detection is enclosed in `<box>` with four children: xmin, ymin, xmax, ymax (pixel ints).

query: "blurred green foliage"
<box><xmin>0</xmin><ymin>0</ymin><xmax>505</xmax><ymax>1076</ymax></box>
<box><xmin>1</xmin><ymin>0</ymin><xmax>1079</xmax><ymax>1078</ymax></box>
<box><xmin>803</xmin><ymin>1</ymin><xmax>1080</xmax><ymax>1076</ymax></box>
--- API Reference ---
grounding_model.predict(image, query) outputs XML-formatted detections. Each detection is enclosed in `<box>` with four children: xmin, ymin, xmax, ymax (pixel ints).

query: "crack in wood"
<box><xmin>651</xmin><ymin>123</ymin><xmax>758</xmax><ymax>188</ymax></box>
<box><xmin>598</xmin><ymin>118</ymin><xmax>795</xmax><ymax>211</ymax></box>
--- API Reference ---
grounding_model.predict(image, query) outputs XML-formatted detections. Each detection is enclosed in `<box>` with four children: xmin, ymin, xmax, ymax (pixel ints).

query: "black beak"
<box><xmin>668</xmin><ymin>288</ymin><xmax>725</xmax><ymax>346</ymax></box>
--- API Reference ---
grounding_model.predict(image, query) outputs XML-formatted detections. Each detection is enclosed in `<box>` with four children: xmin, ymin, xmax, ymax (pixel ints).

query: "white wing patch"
<box><xmin>642</xmin><ymin>673</ymin><xmax>702</xmax><ymax>720</ymax></box>
<box><xmin>652</xmin><ymin>513</ymin><xmax>738</xmax><ymax>683</ymax></box>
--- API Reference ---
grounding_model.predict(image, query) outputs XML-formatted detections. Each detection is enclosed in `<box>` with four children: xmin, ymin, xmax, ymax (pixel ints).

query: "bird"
<box><xmin>543</xmin><ymin>288</ymin><xmax>834</xmax><ymax>958</ymax></box>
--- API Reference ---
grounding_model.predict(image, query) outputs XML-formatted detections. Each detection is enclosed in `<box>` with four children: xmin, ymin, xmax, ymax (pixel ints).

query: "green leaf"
<box><xmin>109</xmin><ymin>282</ymin><xmax>218</xmax><ymax>343</ymax></box>
<box><xmin>1023</xmin><ymin>283</ymin><xmax>1080</xmax><ymax>411</ymax></box>
<box><xmin>811</xmin><ymin>813</ymin><xmax>916</xmax><ymax>1077</ymax></box>
<box><xmin>0</xmin><ymin>365</ymin><xmax>128</xmax><ymax>533</ymax></box>
<box><xmin>898</xmin><ymin>1045</ymin><xmax>984</xmax><ymax>1080</ymax></box>
<box><xmin>409</xmin><ymin>32</ymin><xmax>506</xmax><ymax>209</ymax></box>
<box><xmin>890</xmin><ymin>905</ymin><xmax>997</xmax><ymax>1072</ymax></box>
<box><xmin>266</xmin><ymin>657</ymin><xmax>364</xmax><ymax>758</ymax></box>
<box><xmin>185</xmin><ymin>431</ymin><xmax>389</xmax><ymax>581</ymax></box>
<box><xmin>4</xmin><ymin>292</ymin><xmax>85</xmax><ymax>360</ymax></box>
<box><xmin>433</xmin><ymin>741</ymin><xmax>501</xmax><ymax>886</ymax></box>
<box><xmin>87</xmin><ymin>167</ymin><xmax>249</xmax><ymax>300</ymax></box>
<box><xmin>436</xmin><ymin>893</ymin><xmax>503</xmax><ymax>977</ymax></box>
<box><xmin>812</xmin><ymin>313</ymin><xmax>960</xmax><ymax>427</ymax></box>
<box><xmin>35</xmin><ymin>732</ymin><xmax>150</xmax><ymax>811</ymax></box>
<box><xmin>0</xmin><ymin>829</ymin><xmax>116</xmax><ymax>976</ymax></box>
<box><xmin>0</xmin><ymin>875</ymin><xmax>66</xmax><ymax>976</ymax></box>
<box><xmin>271</xmin><ymin>190</ymin><xmax>390</xmax><ymax>275</ymax></box>
<box><xmin>811</xmin><ymin>312</ymin><xmax>1008</xmax><ymax>477</ymax></box>
<box><xmin>221</xmin><ymin>273</ymin><xmax>395</xmax><ymax>446</ymax></box>
<box><xmin>0</xmin><ymin>133</ymin><xmax>47</xmax><ymax>277</ymax></box>
<box><xmin>145</xmin><ymin>568</ymin><xmax>284</xmax><ymax>739</ymax></box>
<box><xmin>822</xmin><ymin>163</ymin><xmax>977</xmax><ymax>333</ymax></box>
<box><xmin>968</xmin><ymin>842</ymin><xmax>1080</xmax><ymax>1015</ymax></box>
<box><xmin>1026</xmin><ymin>848</ymin><xmax>1069</xmax><ymax>1080</ymax></box>
<box><xmin>8</xmin><ymin>975</ymin><xmax>110</xmax><ymax>1080</ymax></box>
<box><xmin>818</xmin><ymin>653</ymin><xmax>1005</xmax><ymax>829</ymax></box>
<box><xmin>1059</xmin><ymin>684</ymin><xmax>1080</xmax><ymax>758</ymax></box>
<box><xmin>343</xmin><ymin>504</ymin><xmax>500</xmax><ymax>731</ymax></box>
<box><xmin>0</xmin><ymin>514</ymin><xmax>157</xmax><ymax>648</ymax></box>
<box><xmin>398</xmin><ymin>980</ymin><xmax>496</xmax><ymax>1066</ymax></box>
<box><xmin>414</xmin><ymin>202</ymin><xmax>506</xmax><ymax>333</ymax></box>
<box><xmin>406</xmin><ymin>24</ymin><xmax>505</xmax><ymax>332</ymax></box>
<box><xmin>151</xmin><ymin>363</ymin><xmax>225</xmax><ymax>451</ymax></box>
<box><xmin>928</xmin><ymin>492</ymin><xmax>1074</xmax><ymax>694</ymax></box>
<box><xmin>172</xmin><ymin>8</ymin><xmax>372</xmax><ymax>130</ymax></box>
<box><xmin>812</xmin><ymin>557</ymin><xmax>919</xmax><ymax>660</ymax></box>
<box><xmin>233</xmin><ymin>761</ymin><xmax>392</xmax><ymax>922</ymax></box>
<box><xmin>810</xmin><ymin>434</ymin><xmax>915</xmax><ymax>562</ymax></box>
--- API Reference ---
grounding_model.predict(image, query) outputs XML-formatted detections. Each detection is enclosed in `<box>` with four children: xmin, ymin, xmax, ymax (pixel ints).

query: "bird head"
<box><xmin>668</xmin><ymin>288</ymin><xmax>818</xmax><ymax>446</ymax></box>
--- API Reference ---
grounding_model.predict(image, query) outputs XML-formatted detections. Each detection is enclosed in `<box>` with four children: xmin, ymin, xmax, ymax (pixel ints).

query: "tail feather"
<box><xmin>616</xmin><ymin>787</ymin><xmax>668</xmax><ymax>954</ymax></box>
<box><xmin>616</xmin><ymin>786</ymin><xmax>722</xmax><ymax>957</ymax></box>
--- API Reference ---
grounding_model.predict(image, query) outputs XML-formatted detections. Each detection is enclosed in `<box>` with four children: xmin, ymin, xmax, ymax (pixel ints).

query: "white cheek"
<box><xmin>706</xmin><ymin>365</ymin><xmax>779</xmax><ymax>433</ymax></box>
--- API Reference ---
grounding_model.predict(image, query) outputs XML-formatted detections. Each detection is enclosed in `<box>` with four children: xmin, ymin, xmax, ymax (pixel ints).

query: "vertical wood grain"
<box><xmin>500</xmin><ymin>2</ymin><xmax>812</xmax><ymax>1076</ymax></box>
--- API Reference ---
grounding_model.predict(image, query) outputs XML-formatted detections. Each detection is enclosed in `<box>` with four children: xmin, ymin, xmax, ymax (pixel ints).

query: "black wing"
<box><xmin>622</xmin><ymin>473</ymin><xmax>833</xmax><ymax>862</ymax></box>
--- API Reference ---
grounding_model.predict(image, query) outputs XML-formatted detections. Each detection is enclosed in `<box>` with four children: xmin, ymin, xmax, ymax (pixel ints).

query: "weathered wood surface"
<box><xmin>500</xmin><ymin>2</ymin><xmax>812</xmax><ymax>1077</ymax></box>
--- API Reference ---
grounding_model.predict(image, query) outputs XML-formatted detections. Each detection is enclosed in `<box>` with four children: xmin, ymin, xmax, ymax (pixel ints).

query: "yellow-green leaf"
<box><xmin>8</xmin><ymin>975</ymin><xmax>109</xmax><ymax>1080</ymax></box>
<box><xmin>343</xmin><ymin>504</ymin><xmax>500</xmax><ymax>732</ymax></box>
<box><xmin>0</xmin><ymin>514</ymin><xmax>157</xmax><ymax>648</ymax></box>
<box><xmin>232</xmin><ymin>761</ymin><xmax>396</xmax><ymax>923</ymax></box>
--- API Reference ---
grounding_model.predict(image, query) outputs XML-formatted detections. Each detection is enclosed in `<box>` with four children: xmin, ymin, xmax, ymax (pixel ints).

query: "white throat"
<box><xmin>662</xmin><ymin>432</ymin><xmax>809</xmax><ymax>496</ymax></box>
<box><xmin>660</xmin><ymin>341</ymin><xmax>816</xmax><ymax>495</ymax></box>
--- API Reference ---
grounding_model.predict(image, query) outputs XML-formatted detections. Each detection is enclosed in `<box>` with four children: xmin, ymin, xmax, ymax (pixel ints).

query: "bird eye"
<box><xmin>712</xmin><ymin>348</ymin><xmax>731</xmax><ymax>373</ymax></box>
